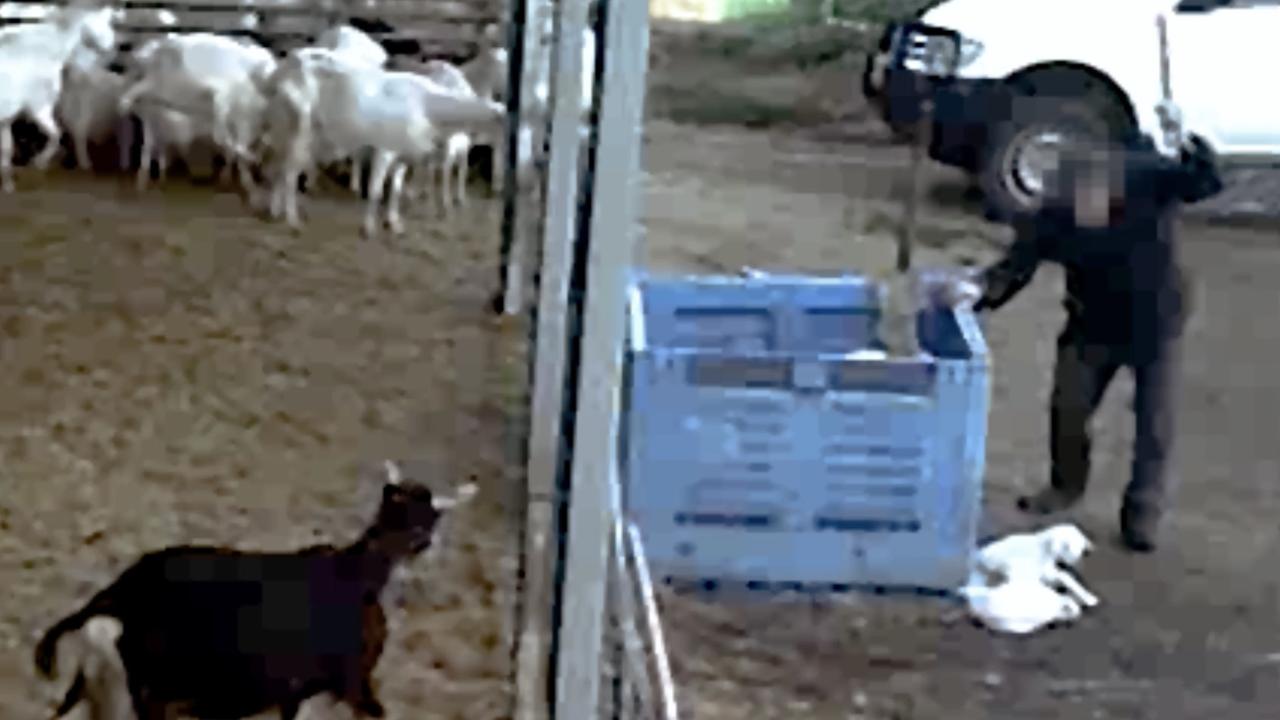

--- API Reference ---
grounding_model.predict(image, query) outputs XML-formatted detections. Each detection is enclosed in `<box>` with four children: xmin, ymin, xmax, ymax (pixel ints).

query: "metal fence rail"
<box><xmin>602</xmin><ymin>470</ymin><xmax>679</xmax><ymax>720</ymax></box>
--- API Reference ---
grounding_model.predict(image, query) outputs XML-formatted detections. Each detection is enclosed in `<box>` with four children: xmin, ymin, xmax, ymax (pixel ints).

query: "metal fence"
<box><xmin>0</xmin><ymin>0</ymin><xmax>503</xmax><ymax>59</ymax></box>
<box><xmin>599</xmin><ymin>466</ymin><xmax>679</xmax><ymax>720</ymax></box>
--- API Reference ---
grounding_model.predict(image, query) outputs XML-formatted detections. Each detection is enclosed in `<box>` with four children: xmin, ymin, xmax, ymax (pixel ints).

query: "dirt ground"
<box><xmin>0</xmin><ymin>171</ymin><xmax>526</xmax><ymax>719</ymax></box>
<box><xmin>1</xmin><ymin>20</ymin><xmax>1278</xmax><ymax>720</ymax></box>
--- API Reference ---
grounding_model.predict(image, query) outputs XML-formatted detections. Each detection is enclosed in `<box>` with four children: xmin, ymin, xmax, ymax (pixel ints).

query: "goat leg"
<box><xmin>0</xmin><ymin>123</ymin><xmax>13</xmax><ymax>192</ymax></box>
<box><xmin>72</xmin><ymin>128</ymin><xmax>92</xmax><ymax>172</ymax></box>
<box><xmin>350</xmin><ymin>679</ymin><xmax>385</xmax><ymax>718</ymax></box>
<box><xmin>136</xmin><ymin>120</ymin><xmax>154</xmax><ymax>191</ymax></box>
<box><xmin>362</xmin><ymin>150</ymin><xmax>395</xmax><ymax>239</ymax></box>
<box><xmin>455</xmin><ymin>141</ymin><xmax>469</xmax><ymax>208</ymax></box>
<box><xmin>29</xmin><ymin>106</ymin><xmax>63</xmax><ymax>172</ymax></box>
<box><xmin>385</xmin><ymin>161</ymin><xmax>408</xmax><ymax>237</ymax></box>
<box><xmin>116</xmin><ymin>117</ymin><xmax>135</xmax><ymax>173</ymax></box>
<box><xmin>1051</xmin><ymin>568</ymin><xmax>1099</xmax><ymax>608</ymax></box>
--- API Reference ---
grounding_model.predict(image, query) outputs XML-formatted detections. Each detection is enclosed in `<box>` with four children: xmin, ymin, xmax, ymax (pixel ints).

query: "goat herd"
<box><xmin>4</xmin><ymin>3</ymin><xmax>596</xmax><ymax>239</ymax></box>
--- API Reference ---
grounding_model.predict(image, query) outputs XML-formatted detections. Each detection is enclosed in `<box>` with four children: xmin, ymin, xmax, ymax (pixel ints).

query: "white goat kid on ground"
<box><xmin>118</xmin><ymin>31</ymin><xmax>275</xmax><ymax>194</ymax></box>
<box><xmin>968</xmin><ymin>522</ymin><xmax>1099</xmax><ymax>609</ymax></box>
<box><xmin>0</xmin><ymin>4</ymin><xmax>119</xmax><ymax>191</ymax></box>
<box><xmin>262</xmin><ymin>51</ymin><xmax>504</xmax><ymax>237</ymax></box>
<box><xmin>958</xmin><ymin>582</ymin><xmax>1085</xmax><ymax>635</ymax></box>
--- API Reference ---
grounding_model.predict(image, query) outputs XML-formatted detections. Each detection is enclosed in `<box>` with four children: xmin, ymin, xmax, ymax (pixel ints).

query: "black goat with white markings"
<box><xmin>35</xmin><ymin>461</ymin><xmax>476</xmax><ymax>720</ymax></box>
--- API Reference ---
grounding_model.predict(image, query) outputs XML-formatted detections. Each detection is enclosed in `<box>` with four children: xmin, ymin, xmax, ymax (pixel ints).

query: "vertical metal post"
<box><xmin>552</xmin><ymin>0</ymin><xmax>650</xmax><ymax>717</ymax></box>
<box><xmin>496</xmin><ymin>0</ymin><xmax>551</xmax><ymax>316</ymax></box>
<box><xmin>514</xmin><ymin>0</ymin><xmax>592</xmax><ymax>716</ymax></box>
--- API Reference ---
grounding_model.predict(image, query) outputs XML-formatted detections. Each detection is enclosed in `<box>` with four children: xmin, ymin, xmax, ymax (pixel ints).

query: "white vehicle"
<box><xmin>863</xmin><ymin>0</ymin><xmax>1280</xmax><ymax>219</ymax></box>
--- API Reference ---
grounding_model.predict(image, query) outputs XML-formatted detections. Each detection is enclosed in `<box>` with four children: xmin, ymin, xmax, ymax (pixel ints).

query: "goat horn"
<box><xmin>383</xmin><ymin>460</ymin><xmax>403</xmax><ymax>486</ymax></box>
<box><xmin>432</xmin><ymin>482</ymin><xmax>478</xmax><ymax>510</ymax></box>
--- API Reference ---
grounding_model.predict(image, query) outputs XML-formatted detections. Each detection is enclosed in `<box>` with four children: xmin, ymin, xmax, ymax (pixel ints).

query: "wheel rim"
<box><xmin>1002</xmin><ymin>126</ymin><xmax>1073</xmax><ymax>209</ymax></box>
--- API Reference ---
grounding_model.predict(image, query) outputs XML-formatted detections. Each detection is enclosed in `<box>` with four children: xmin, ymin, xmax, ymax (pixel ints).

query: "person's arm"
<box><xmin>1168</xmin><ymin>136</ymin><xmax>1225</xmax><ymax>204</ymax></box>
<box><xmin>972</xmin><ymin>212</ymin><xmax>1047</xmax><ymax>313</ymax></box>
<box><xmin>1151</xmin><ymin>103</ymin><xmax>1224</xmax><ymax>205</ymax></box>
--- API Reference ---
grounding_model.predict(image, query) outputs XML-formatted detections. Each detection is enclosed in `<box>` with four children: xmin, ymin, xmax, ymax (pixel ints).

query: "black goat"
<box><xmin>35</xmin><ymin>461</ymin><xmax>476</xmax><ymax>720</ymax></box>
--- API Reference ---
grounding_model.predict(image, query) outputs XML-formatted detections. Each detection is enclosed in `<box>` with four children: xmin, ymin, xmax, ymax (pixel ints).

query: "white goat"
<box><xmin>117</xmin><ymin>32</ymin><xmax>275</xmax><ymax>193</ymax></box>
<box><xmin>311</xmin><ymin>24</ymin><xmax>388</xmax><ymax>196</ymax></box>
<box><xmin>958</xmin><ymin>582</ymin><xmax>1084</xmax><ymax>635</ymax></box>
<box><xmin>967</xmin><ymin>523</ymin><xmax>1099</xmax><ymax>609</ymax></box>
<box><xmin>117</xmin><ymin>37</ymin><xmax>199</xmax><ymax>186</ymax></box>
<box><xmin>262</xmin><ymin>52</ymin><xmax>504</xmax><ymax>237</ymax></box>
<box><xmin>0</xmin><ymin>4</ymin><xmax>118</xmax><ymax>191</ymax></box>
<box><xmin>460</xmin><ymin>21</ymin><xmax>598</xmax><ymax>192</ymax></box>
<box><xmin>314</xmin><ymin>23</ymin><xmax>388</xmax><ymax>68</ymax></box>
<box><xmin>57</xmin><ymin>44</ymin><xmax>133</xmax><ymax>171</ymax></box>
<box><xmin>460</xmin><ymin>22</ymin><xmax>507</xmax><ymax>103</ymax></box>
<box><xmin>392</xmin><ymin>58</ymin><xmax>480</xmax><ymax>209</ymax></box>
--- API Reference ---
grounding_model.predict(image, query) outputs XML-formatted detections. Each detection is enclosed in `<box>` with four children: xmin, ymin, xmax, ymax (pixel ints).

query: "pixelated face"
<box><xmin>1070</xmin><ymin>149</ymin><xmax>1125</xmax><ymax>228</ymax></box>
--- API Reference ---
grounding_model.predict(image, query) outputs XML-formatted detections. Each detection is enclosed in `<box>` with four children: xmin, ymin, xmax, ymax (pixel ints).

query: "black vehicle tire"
<box><xmin>978</xmin><ymin>95</ymin><xmax>1116</xmax><ymax>222</ymax></box>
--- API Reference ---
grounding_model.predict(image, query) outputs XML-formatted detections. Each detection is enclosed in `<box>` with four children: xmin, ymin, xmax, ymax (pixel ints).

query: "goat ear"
<box><xmin>432</xmin><ymin>482</ymin><xmax>478</xmax><ymax>510</ymax></box>
<box><xmin>383</xmin><ymin>460</ymin><xmax>403</xmax><ymax>486</ymax></box>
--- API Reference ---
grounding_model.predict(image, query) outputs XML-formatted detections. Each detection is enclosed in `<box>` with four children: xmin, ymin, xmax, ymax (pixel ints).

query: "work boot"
<box><xmin>1016</xmin><ymin>487</ymin><xmax>1082</xmax><ymax>515</ymax></box>
<box><xmin>1119</xmin><ymin>503</ymin><xmax>1159</xmax><ymax>553</ymax></box>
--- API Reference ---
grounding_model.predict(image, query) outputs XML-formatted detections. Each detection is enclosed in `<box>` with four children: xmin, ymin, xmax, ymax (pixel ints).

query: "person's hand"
<box><xmin>951</xmin><ymin>278</ymin><xmax>983</xmax><ymax>309</ymax></box>
<box><xmin>920</xmin><ymin>270</ymin><xmax>983</xmax><ymax>310</ymax></box>
<box><xmin>1156</xmin><ymin>99</ymin><xmax>1185</xmax><ymax>149</ymax></box>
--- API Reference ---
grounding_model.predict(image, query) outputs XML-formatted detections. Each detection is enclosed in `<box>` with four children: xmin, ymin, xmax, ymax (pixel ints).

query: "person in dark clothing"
<box><xmin>971</xmin><ymin>125</ymin><xmax>1224</xmax><ymax>553</ymax></box>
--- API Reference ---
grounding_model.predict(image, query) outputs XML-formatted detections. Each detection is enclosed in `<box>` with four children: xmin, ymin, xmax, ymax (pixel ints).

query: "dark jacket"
<box><xmin>973</xmin><ymin>134</ymin><xmax>1223</xmax><ymax>361</ymax></box>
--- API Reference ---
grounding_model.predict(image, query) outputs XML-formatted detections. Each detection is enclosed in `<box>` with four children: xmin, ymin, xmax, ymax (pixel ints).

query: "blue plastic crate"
<box><xmin>621</xmin><ymin>272</ymin><xmax>991</xmax><ymax>592</ymax></box>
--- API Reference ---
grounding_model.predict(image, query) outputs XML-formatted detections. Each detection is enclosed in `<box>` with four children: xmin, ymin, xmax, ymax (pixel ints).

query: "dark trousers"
<box><xmin>1049</xmin><ymin>327</ymin><xmax>1182</xmax><ymax>518</ymax></box>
